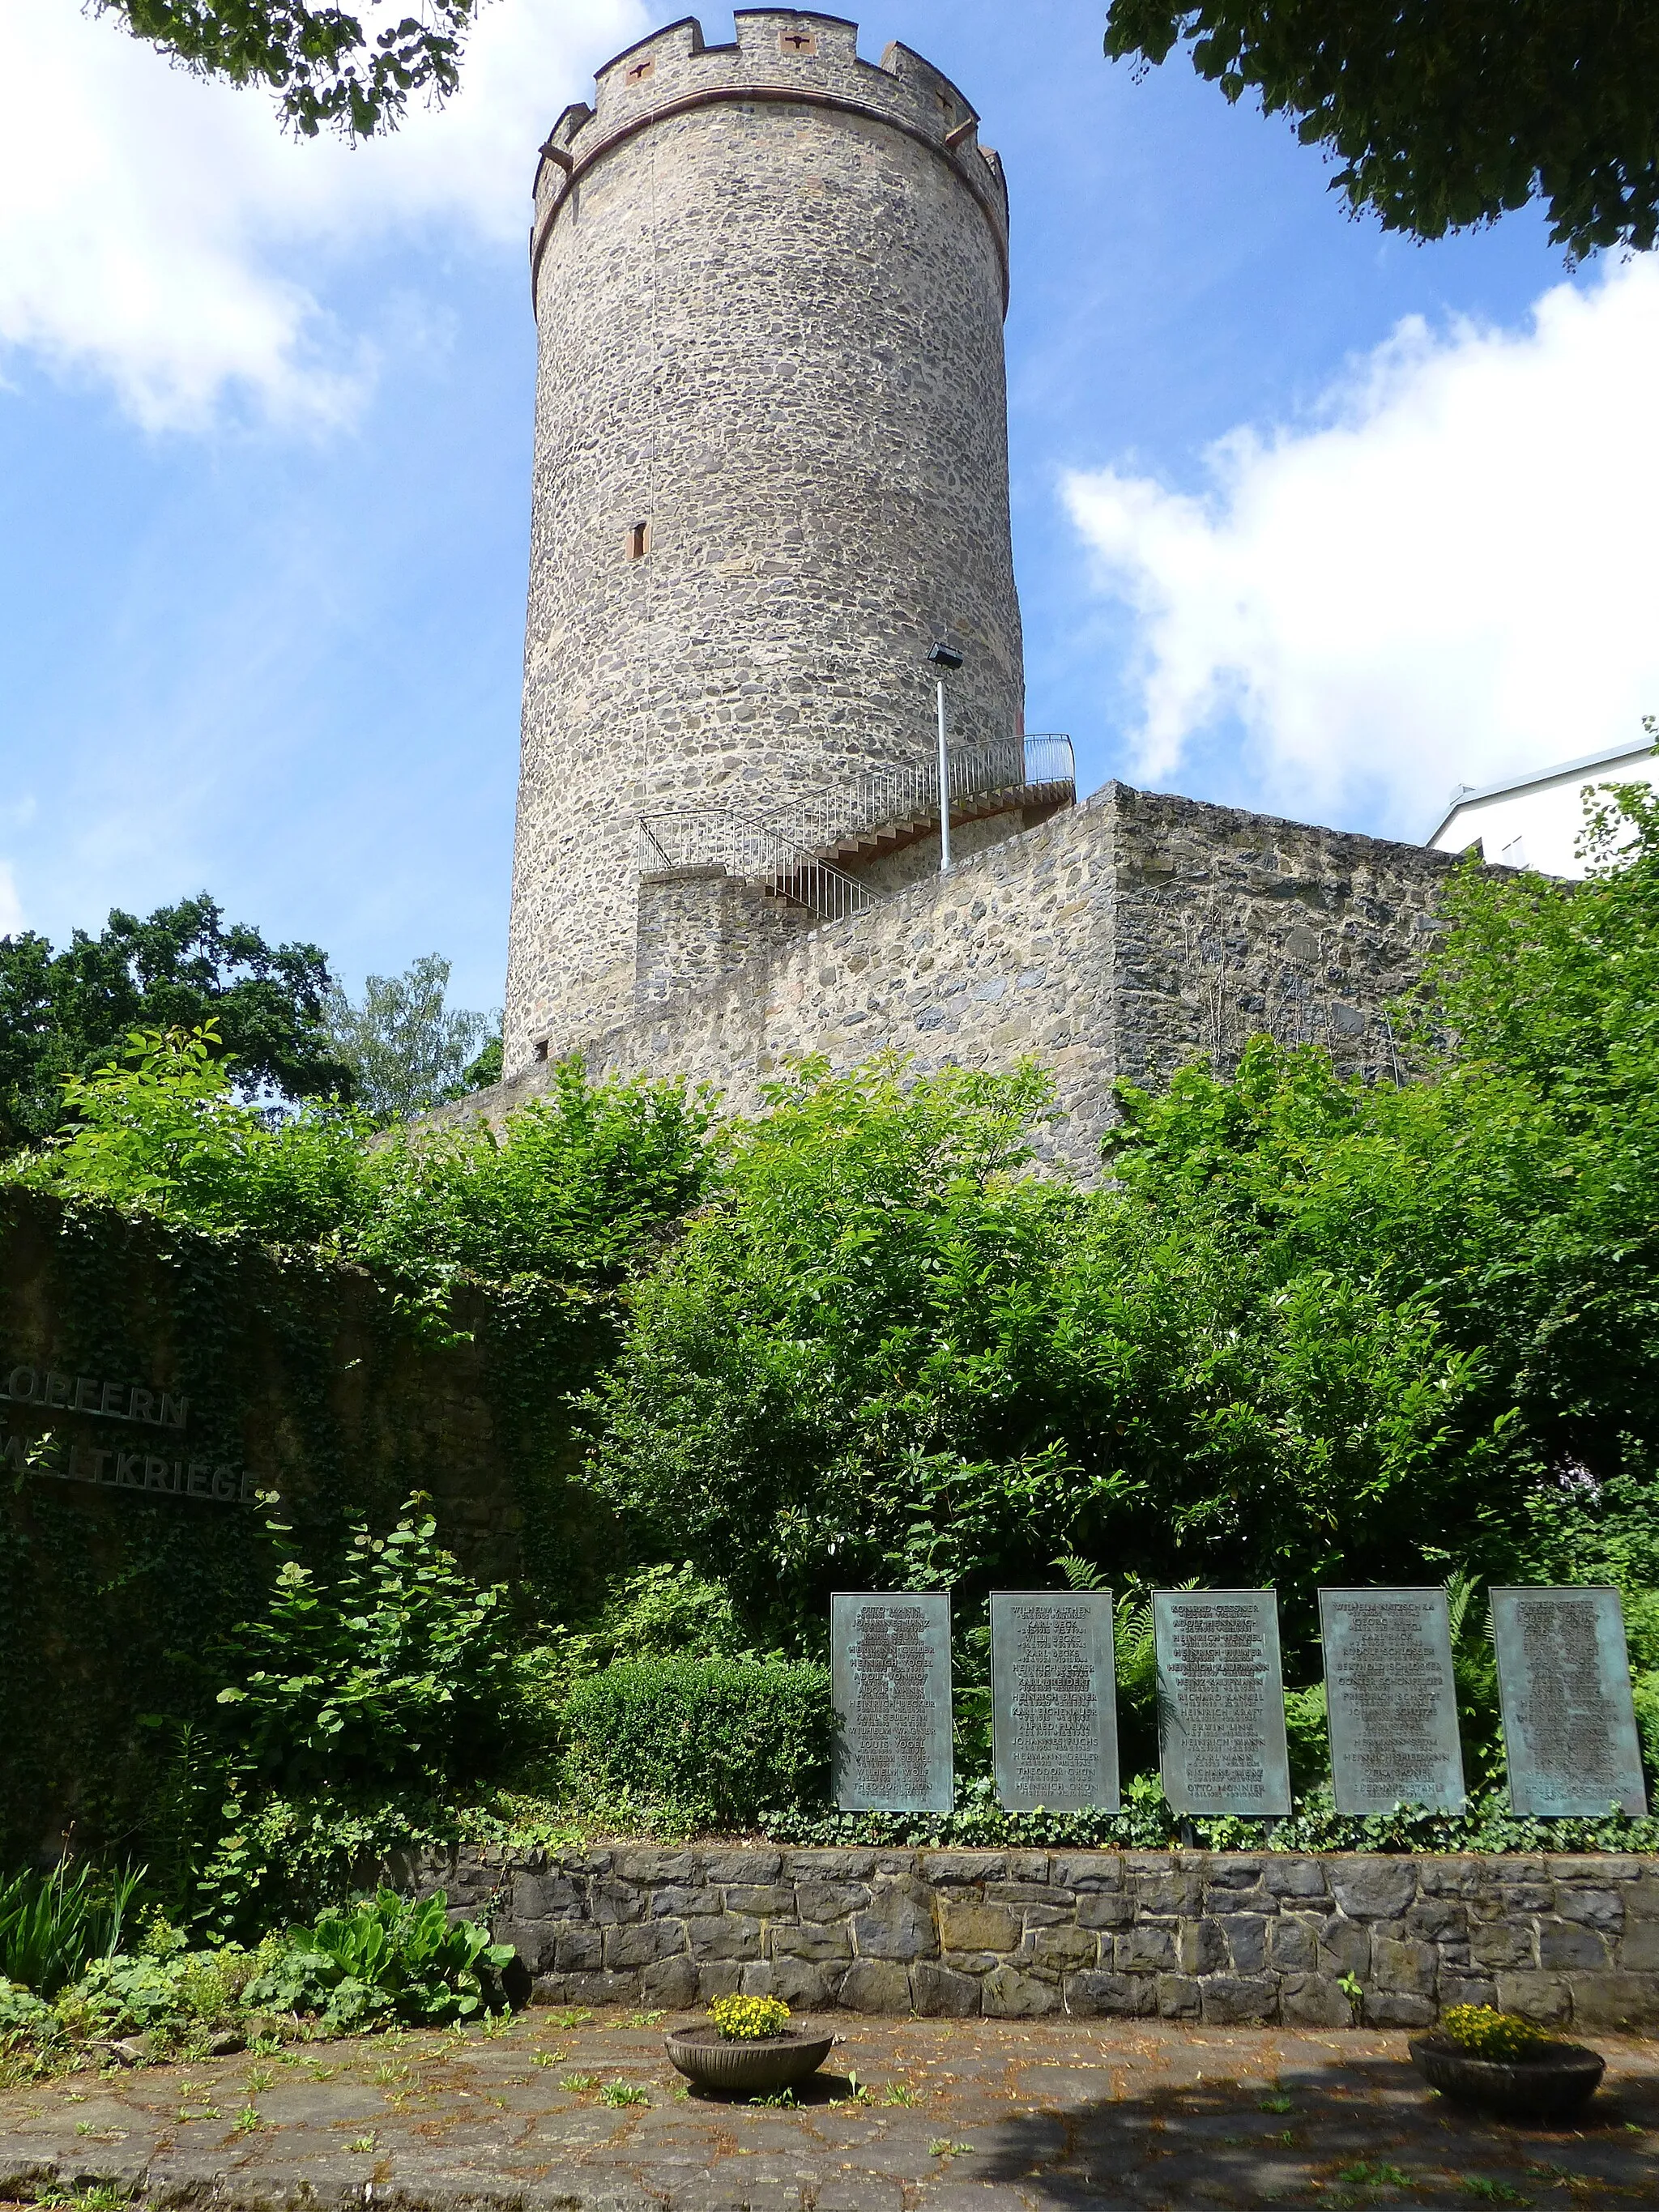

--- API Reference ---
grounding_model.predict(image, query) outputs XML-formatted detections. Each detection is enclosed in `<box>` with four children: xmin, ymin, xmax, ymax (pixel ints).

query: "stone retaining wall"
<box><xmin>412</xmin><ymin>1845</ymin><xmax>1659</xmax><ymax>2033</ymax></box>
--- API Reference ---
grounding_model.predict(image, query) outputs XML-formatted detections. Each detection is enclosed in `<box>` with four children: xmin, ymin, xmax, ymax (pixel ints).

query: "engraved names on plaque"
<box><xmin>1320</xmin><ymin>1587</ymin><xmax>1465</xmax><ymax>1814</ymax></box>
<box><xmin>1491</xmin><ymin>1587</ymin><xmax>1648</xmax><ymax>1818</ymax></box>
<box><xmin>990</xmin><ymin>1591</ymin><xmax>1119</xmax><ymax>1812</ymax></box>
<box><xmin>830</xmin><ymin>1592</ymin><xmax>953</xmax><ymax>1813</ymax></box>
<box><xmin>1154</xmin><ymin>1589</ymin><xmax>1291</xmax><ymax>1816</ymax></box>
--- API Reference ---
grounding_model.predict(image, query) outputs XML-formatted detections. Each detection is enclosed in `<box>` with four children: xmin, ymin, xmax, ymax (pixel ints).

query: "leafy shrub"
<box><xmin>561</xmin><ymin>1659</ymin><xmax>832</xmax><ymax>1828</ymax></box>
<box><xmin>710</xmin><ymin>1993</ymin><xmax>790</xmax><ymax>2039</ymax></box>
<box><xmin>15</xmin><ymin>1028</ymin><xmax>717</xmax><ymax>1294</ymax></box>
<box><xmin>0</xmin><ymin>1862</ymin><xmax>142</xmax><ymax>1996</ymax></box>
<box><xmin>240</xmin><ymin>1889</ymin><xmax>514</xmax><ymax>2031</ymax></box>
<box><xmin>570</xmin><ymin>1563</ymin><xmax>750</xmax><ymax>1669</ymax></box>
<box><xmin>513</xmin><ymin>1564</ymin><xmax>753</xmax><ymax>1775</ymax></box>
<box><xmin>0</xmin><ymin>1977</ymin><xmax>53</xmax><ymax>2032</ymax></box>
<box><xmin>217</xmin><ymin>1497</ymin><xmax>514</xmax><ymax>1795</ymax></box>
<box><xmin>1439</xmin><ymin>2005</ymin><xmax>1549</xmax><ymax>2059</ymax></box>
<box><xmin>585</xmin><ymin>1058</ymin><xmax>1505</xmax><ymax>1653</ymax></box>
<box><xmin>193</xmin><ymin>1792</ymin><xmax>458</xmax><ymax>1940</ymax></box>
<box><xmin>58</xmin><ymin>1941</ymin><xmax>271</xmax><ymax>2039</ymax></box>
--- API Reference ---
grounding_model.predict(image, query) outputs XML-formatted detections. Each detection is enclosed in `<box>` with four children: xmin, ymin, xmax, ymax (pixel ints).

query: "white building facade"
<box><xmin>1428</xmin><ymin>738</ymin><xmax>1656</xmax><ymax>877</ymax></box>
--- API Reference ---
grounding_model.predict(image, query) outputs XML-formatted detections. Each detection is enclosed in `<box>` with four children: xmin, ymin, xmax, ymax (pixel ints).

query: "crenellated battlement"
<box><xmin>531</xmin><ymin>12</ymin><xmax>1007</xmax><ymax>306</ymax></box>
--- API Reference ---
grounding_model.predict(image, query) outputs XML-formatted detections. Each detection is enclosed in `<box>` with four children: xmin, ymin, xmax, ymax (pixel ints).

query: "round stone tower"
<box><xmin>504</xmin><ymin>9</ymin><xmax>1026</xmax><ymax>1070</ymax></box>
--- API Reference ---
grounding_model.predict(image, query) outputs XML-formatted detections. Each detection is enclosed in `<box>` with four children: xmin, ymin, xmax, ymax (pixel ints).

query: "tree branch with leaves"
<box><xmin>1104</xmin><ymin>0</ymin><xmax>1659</xmax><ymax>258</ymax></box>
<box><xmin>97</xmin><ymin>0</ymin><xmax>486</xmax><ymax>139</ymax></box>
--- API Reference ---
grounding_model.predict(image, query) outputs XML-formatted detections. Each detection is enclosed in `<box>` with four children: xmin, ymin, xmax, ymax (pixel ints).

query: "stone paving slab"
<box><xmin>1</xmin><ymin>2005</ymin><xmax>1657</xmax><ymax>2210</ymax></box>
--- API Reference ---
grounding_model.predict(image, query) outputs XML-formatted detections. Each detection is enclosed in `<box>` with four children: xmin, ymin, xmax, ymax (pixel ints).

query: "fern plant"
<box><xmin>1051</xmin><ymin>1559</ymin><xmax>1192</xmax><ymax>1773</ymax></box>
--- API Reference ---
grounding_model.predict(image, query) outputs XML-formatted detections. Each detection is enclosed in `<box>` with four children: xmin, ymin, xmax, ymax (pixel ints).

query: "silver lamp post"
<box><xmin>928</xmin><ymin>642</ymin><xmax>962</xmax><ymax>874</ymax></box>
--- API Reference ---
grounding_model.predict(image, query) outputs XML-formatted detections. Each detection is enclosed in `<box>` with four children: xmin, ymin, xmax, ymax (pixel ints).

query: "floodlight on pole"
<box><xmin>927</xmin><ymin>643</ymin><xmax>963</xmax><ymax>874</ymax></box>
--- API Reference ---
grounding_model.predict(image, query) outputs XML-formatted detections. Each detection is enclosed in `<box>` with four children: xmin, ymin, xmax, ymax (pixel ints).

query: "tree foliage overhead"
<box><xmin>97</xmin><ymin>0</ymin><xmax>483</xmax><ymax>139</ymax></box>
<box><xmin>1103</xmin><ymin>0</ymin><xmax>1659</xmax><ymax>258</ymax></box>
<box><xmin>0</xmin><ymin>893</ymin><xmax>351</xmax><ymax>1147</ymax></box>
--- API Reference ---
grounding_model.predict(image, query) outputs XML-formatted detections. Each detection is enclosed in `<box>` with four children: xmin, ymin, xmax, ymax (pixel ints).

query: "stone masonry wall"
<box><xmin>634</xmin><ymin>868</ymin><xmax>812</xmax><ymax>1006</ymax></box>
<box><xmin>438</xmin><ymin>784</ymin><xmax>1464</xmax><ymax>1178</ymax></box>
<box><xmin>416</xmin><ymin>1845</ymin><xmax>1659</xmax><ymax>2032</ymax></box>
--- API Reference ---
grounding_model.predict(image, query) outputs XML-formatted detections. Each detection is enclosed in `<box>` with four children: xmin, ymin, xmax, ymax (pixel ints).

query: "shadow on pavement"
<box><xmin>957</xmin><ymin>2052</ymin><xmax>1659</xmax><ymax>2208</ymax></box>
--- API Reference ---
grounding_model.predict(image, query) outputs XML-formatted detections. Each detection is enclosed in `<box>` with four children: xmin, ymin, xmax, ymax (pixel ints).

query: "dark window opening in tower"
<box><xmin>628</xmin><ymin>521</ymin><xmax>649</xmax><ymax>560</ymax></box>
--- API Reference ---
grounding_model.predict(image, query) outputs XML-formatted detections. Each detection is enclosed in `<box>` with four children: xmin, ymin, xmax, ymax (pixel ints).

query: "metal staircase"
<box><xmin>636</xmin><ymin>733</ymin><xmax>1074</xmax><ymax>924</ymax></box>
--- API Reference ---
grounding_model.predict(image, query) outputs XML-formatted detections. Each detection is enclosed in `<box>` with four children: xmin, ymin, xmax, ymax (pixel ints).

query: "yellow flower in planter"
<box><xmin>1439</xmin><ymin>2006</ymin><xmax>1549</xmax><ymax>2061</ymax></box>
<box><xmin>709</xmin><ymin>1994</ymin><xmax>791</xmax><ymax>2041</ymax></box>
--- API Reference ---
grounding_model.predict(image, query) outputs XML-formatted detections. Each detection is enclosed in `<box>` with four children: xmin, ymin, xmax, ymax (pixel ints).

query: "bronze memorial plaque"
<box><xmin>1320</xmin><ymin>1586</ymin><xmax>1465</xmax><ymax>1815</ymax></box>
<box><xmin>831</xmin><ymin>1591</ymin><xmax>953</xmax><ymax>1813</ymax></box>
<box><xmin>1154</xmin><ymin>1588</ymin><xmax>1291</xmax><ymax>1817</ymax></box>
<box><xmin>990</xmin><ymin>1590</ymin><xmax>1119</xmax><ymax>1812</ymax></box>
<box><xmin>1491</xmin><ymin>1586</ymin><xmax>1647</xmax><ymax>1818</ymax></box>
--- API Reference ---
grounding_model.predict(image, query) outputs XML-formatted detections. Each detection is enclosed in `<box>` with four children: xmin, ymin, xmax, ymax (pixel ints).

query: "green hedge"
<box><xmin>561</xmin><ymin>1659</ymin><xmax>831</xmax><ymax>1828</ymax></box>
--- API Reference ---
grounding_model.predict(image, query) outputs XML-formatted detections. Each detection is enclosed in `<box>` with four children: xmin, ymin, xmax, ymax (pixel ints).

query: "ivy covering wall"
<box><xmin>0</xmin><ymin>1185</ymin><xmax>607</xmax><ymax>1859</ymax></box>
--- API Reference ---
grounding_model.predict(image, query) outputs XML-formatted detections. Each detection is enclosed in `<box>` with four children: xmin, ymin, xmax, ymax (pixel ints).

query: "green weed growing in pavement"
<box><xmin>233</xmin><ymin>2108</ymin><xmax>262</xmax><ymax>2134</ymax></box>
<box><xmin>1461</xmin><ymin>2183</ymin><xmax>1529</xmax><ymax>2206</ymax></box>
<box><xmin>600</xmin><ymin>2082</ymin><xmax>648</xmax><ymax>2107</ymax></box>
<box><xmin>561</xmin><ymin>2072</ymin><xmax>599</xmax><ymax>2092</ymax></box>
<box><xmin>882</xmin><ymin>2082</ymin><xmax>922</xmax><ymax>2106</ymax></box>
<box><xmin>1338</xmin><ymin>2166</ymin><xmax>1412</xmax><ymax>2189</ymax></box>
<box><xmin>28</xmin><ymin>2187</ymin><xmax>134</xmax><ymax>2212</ymax></box>
<box><xmin>1260</xmin><ymin>2092</ymin><xmax>1293</xmax><ymax>2113</ymax></box>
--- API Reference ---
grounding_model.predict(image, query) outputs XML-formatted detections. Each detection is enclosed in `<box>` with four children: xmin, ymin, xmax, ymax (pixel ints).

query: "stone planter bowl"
<box><xmin>664</xmin><ymin>2023</ymin><xmax>836</xmax><ymax>2096</ymax></box>
<box><xmin>1408</xmin><ymin>2034</ymin><xmax>1606</xmax><ymax>2121</ymax></box>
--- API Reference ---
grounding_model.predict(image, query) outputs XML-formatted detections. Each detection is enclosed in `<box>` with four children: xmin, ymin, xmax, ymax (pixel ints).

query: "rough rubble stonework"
<box><xmin>505</xmin><ymin>11</ymin><xmax>1024</xmax><ymax>1068</ymax></box>
<box><xmin>437</xmin><ymin>782</ymin><xmax>1461</xmax><ymax>1178</ymax></box>
<box><xmin>415</xmin><ymin>1844</ymin><xmax>1659</xmax><ymax>2030</ymax></box>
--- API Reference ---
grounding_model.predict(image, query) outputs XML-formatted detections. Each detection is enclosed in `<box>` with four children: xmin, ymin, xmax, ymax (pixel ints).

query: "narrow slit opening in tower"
<box><xmin>628</xmin><ymin>520</ymin><xmax>649</xmax><ymax>560</ymax></box>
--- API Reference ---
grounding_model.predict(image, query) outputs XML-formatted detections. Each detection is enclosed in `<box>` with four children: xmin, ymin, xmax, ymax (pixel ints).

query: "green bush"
<box><xmin>561</xmin><ymin>1658</ymin><xmax>832</xmax><ymax>1828</ymax></box>
<box><xmin>58</xmin><ymin>1939</ymin><xmax>270</xmax><ymax>2039</ymax></box>
<box><xmin>216</xmin><ymin>1497</ymin><xmax>514</xmax><ymax>1796</ymax></box>
<box><xmin>583</xmin><ymin>1057</ymin><xmax>1506</xmax><ymax>1657</ymax></box>
<box><xmin>241</xmin><ymin>1888</ymin><xmax>514</xmax><ymax>2031</ymax></box>
<box><xmin>0</xmin><ymin>1976</ymin><xmax>53</xmax><ymax>2032</ymax></box>
<box><xmin>14</xmin><ymin>1029</ymin><xmax>717</xmax><ymax>1294</ymax></box>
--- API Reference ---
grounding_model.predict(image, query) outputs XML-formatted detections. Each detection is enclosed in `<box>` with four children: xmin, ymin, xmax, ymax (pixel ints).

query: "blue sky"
<box><xmin>2</xmin><ymin>0</ymin><xmax>1657</xmax><ymax>1016</ymax></box>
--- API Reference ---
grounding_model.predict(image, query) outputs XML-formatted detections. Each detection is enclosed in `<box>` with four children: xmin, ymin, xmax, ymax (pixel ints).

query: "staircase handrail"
<box><xmin>784</xmin><ymin>731</ymin><xmax>1073</xmax><ymax>854</ymax></box>
<box><xmin>634</xmin><ymin>733</ymin><xmax>1074</xmax><ymax>924</ymax></box>
<box><xmin>637</xmin><ymin>808</ymin><xmax>875</xmax><ymax>924</ymax></box>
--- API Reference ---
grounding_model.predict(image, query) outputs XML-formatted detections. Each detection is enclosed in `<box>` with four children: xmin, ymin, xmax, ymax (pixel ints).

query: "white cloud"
<box><xmin>0</xmin><ymin>0</ymin><xmax>647</xmax><ymax>428</ymax></box>
<box><xmin>1064</xmin><ymin>256</ymin><xmax>1659</xmax><ymax>838</ymax></box>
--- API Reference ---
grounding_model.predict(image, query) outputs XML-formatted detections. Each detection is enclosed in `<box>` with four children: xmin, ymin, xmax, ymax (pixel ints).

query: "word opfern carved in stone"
<box><xmin>3</xmin><ymin>1362</ymin><xmax>189</xmax><ymax>1428</ymax></box>
<box><xmin>1</xmin><ymin>1423</ymin><xmax>255</xmax><ymax>1506</ymax></box>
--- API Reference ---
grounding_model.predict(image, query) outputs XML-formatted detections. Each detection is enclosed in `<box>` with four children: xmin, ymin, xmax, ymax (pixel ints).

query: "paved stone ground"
<box><xmin>2</xmin><ymin>2005</ymin><xmax>1657</xmax><ymax>2210</ymax></box>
